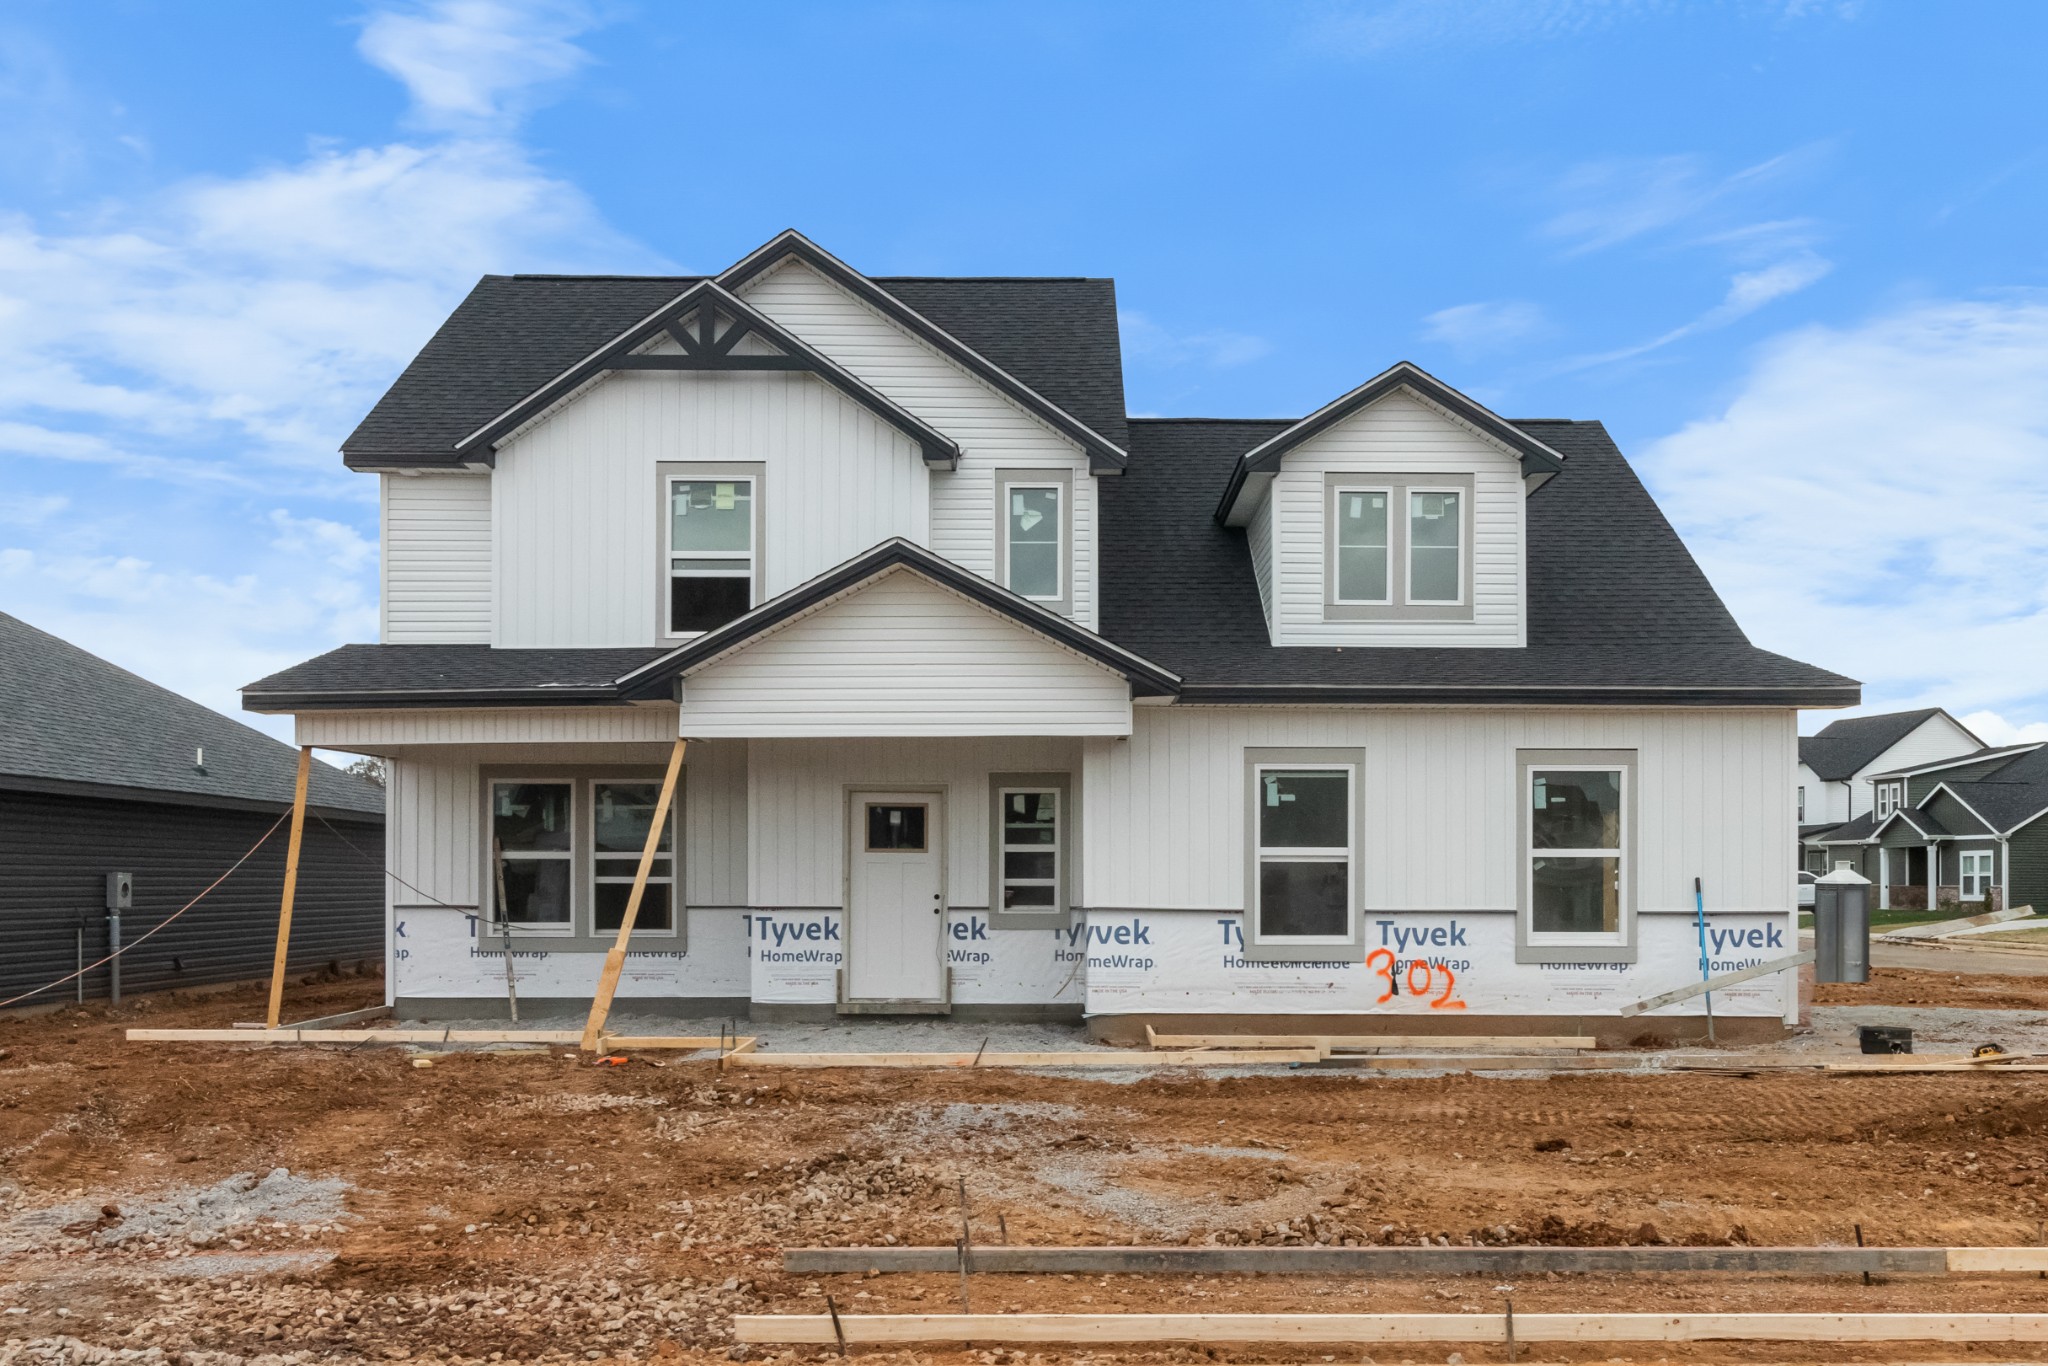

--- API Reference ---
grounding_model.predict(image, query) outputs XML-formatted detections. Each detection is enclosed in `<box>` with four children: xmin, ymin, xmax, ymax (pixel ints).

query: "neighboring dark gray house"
<box><xmin>0</xmin><ymin>610</ymin><xmax>384</xmax><ymax>1006</ymax></box>
<box><xmin>1805</xmin><ymin>742</ymin><xmax>2048</xmax><ymax>913</ymax></box>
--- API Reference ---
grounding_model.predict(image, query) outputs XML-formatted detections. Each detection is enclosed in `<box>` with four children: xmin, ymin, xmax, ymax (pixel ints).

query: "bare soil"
<box><xmin>5</xmin><ymin>969</ymin><xmax>2048</xmax><ymax>1366</ymax></box>
<box><xmin>1814</xmin><ymin>965</ymin><xmax>2048</xmax><ymax>1009</ymax></box>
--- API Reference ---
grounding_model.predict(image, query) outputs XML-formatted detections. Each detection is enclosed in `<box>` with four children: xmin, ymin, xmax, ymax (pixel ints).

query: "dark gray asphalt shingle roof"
<box><xmin>1098</xmin><ymin>418</ymin><xmax>1856</xmax><ymax>700</ymax></box>
<box><xmin>1</xmin><ymin>610</ymin><xmax>383</xmax><ymax>816</ymax></box>
<box><xmin>343</xmin><ymin>275</ymin><xmax>1127</xmax><ymax>466</ymax></box>
<box><xmin>1798</xmin><ymin>708</ymin><xmax>1956</xmax><ymax>781</ymax></box>
<box><xmin>1944</xmin><ymin>778</ymin><xmax>2048</xmax><ymax>833</ymax></box>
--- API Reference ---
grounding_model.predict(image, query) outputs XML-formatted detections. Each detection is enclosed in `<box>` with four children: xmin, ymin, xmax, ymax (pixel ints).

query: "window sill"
<box><xmin>1240</xmin><ymin>939</ymin><xmax>1367</xmax><ymax>964</ymax></box>
<box><xmin>1514</xmin><ymin>938</ymin><xmax>1638</xmax><ymax>965</ymax></box>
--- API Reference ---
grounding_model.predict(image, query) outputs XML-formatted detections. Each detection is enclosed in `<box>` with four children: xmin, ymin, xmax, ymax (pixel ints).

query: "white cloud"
<box><xmin>357</xmin><ymin>0</ymin><xmax>596</xmax><ymax>133</ymax></box>
<box><xmin>1119</xmin><ymin>310</ymin><xmax>1272</xmax><ymax>369</ymax></box>
<box><xmin>1644</xmin><ymin>296</ymin><xmax>2048</xmax><ymax>731</ymax></box>
<box><xmin>1960</xmin><ymin>711</ymin><xmax>2048</xmax><ymax>748</ymax></box>
<box><xmin>1542</xmin><ymin>145</ymin><xmax>1827</xmax><ymax>256</ymax></box>
<box><xmin>1558</xmin><ymin>249</ymin><xmax>1832</xmax><ymax>370</ymax></box>
<box><xmin>1422</xmin><ymin>300</ymin><xmax>1546</xmax><ymax>353</ymax></box>
<box><xmin>0</xmin><ymin>1</ymin><xmax>662</xmax><ymax>739</ymax></box>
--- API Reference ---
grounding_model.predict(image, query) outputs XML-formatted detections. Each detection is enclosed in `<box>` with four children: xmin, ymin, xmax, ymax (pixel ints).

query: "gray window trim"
<box><xmin>988</xmin><ymin>771</ymin><xmax>1076</xmax><ymax>930</ymax></box>
<box><xmin>994</xmin><ymin>467</ymin><xmax>1074</xmax><ymax>616</ymax></box>
<box><xmin>1241</xmin><ymin>746</ymin><xmax>1368</xmax><ymax>962</ymax></box>
<box><xmin>480</xmin><ymin>763</ymin><xmax>685</xmax><ymax>952</ymax></box>
<box><xmin>1515</xmin><ymin>747</ymin><xmax>1638</xmax><ymax>965</ymax></box>
<box><xmin>1323</xmin><ymin>471</ymin><xmax>1474</xmax><ymax>622</ymax></box>
<box><xmin>656</xmin><ymin>461</ymin><xmax>768</xmax><ymax>643</ymax></box>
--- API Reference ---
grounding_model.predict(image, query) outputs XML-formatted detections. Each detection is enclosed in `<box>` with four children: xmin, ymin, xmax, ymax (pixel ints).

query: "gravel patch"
<box><xmin>0</xmin><ymin>1170</ymin><xmax>352</xmax><ymax>1257</ymax></box>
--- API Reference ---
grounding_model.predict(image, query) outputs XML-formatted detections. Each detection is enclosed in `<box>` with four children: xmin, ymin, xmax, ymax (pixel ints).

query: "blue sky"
<box><xmin>2</xmin><ymin>0</ymin><xmax>2045</xmax><ymax>744</ymax></box>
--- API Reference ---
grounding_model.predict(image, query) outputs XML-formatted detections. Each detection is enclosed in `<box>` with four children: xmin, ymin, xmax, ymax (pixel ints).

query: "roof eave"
<box><xmin>1170</xmin><ymin>682</ymin><xmax>1863</xmax><ymax>708</ymax></box>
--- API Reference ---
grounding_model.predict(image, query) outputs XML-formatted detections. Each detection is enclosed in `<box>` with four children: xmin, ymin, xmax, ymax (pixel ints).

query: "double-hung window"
<box><xmin>592</xmin><ymin>780</ymin><xmax>675</xmax><ymax>932</ymax></box>
<box><xmin>1407</xmin><ymin>489</ymin><xmax>1463</xmax><ymax>604</ymax></box>
<box><xmin>1251</xmin><ymin>765</ymin><xmax>1356</xmax><ymax>947</ymax></box>
<box><xmin>998</xmin><ymin>788</ymin><xmax>1059</xmax><ymax>911</ymax></box>
<box><xmin>1526</xmin><ymin>765</ymin><xmax>1626</xmax><ymax>941</ymax></box>
<box><xmin>491</xmin><ymin>781</ymin><xmax>573</xmax><ymax>930</ymax></box>
<box><xmin>1331</xmin><ymin>488</ymin><xmax>1390</xmax><ymax>603</ymax></box>
<box><xmin>1876</xmin><ymin>782</ymin><xmax>1902</xmax><ymax>819</ymax></box>
<box><xmin>667</xmin><ymin>477</ymin><xmax>754</xmax><ymax>633</ymax></box>
<box><xmin>1960</xmin><ymin>849</ymin><xmax>1994</xmax><ymax>901</ymax></box>
<box><xmin>1005</xmin><ymin>483</ymin><xmax>1062</xmax><ymax>601</ymax></box>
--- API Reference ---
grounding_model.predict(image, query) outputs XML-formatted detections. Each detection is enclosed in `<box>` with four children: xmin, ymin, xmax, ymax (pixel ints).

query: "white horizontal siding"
<box><xmin>382</xmin><ymin>474</ymin><xmax>492</xmax><ymax>644</ymax></box>
<box><xmin>679</xmin><ymin>568</ymin><xmax>1132</xmax><ymax>737</ymax></box>
<box><xmin>1247</xmin><ymin>492</ymin><xmax>1276</xmax><ymax>636</ymax></box>
<box><xmin>1083</xmin><ymin>705</ymin><xmax>1795</xmax><ymax>915</ymax></box>
<box><xmin>1270</xmin><ymin>390</ymin><xmax>1524</xmax><ymax>647</ymax></box>
<box><xmin>736</xmin><ymin>259</ymin><xmax>1099</xmax><ymax>629</ymax></box>
<box><xmin>1846</xmin><ymin>713</ymin><xmax>1983</xmax><ymax>817</ymax></box>
<box><xmin>748</xmin><ymin>735</ymin><xmax>1081</xmax><ymax>908</ymax></box>
<box><xmin>297</xmin><ymin>706</ymin><xmax>678</xmax><ymax>750</ymax></box>
<box><xmin>493</xmin><ymin>369</ymin><xmax>925</xmax><ymax>647</ymax></box>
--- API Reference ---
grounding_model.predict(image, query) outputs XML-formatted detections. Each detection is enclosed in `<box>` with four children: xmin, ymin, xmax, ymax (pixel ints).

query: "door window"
<box><xmin>865</xmin><ymin>803</ymin><xmax>929</xmax><ymax>852</ymax></box>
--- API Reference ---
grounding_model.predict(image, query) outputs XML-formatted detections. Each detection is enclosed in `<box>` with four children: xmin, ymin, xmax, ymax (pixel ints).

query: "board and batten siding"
<box><xmin>385</xmin><ymin>740</ymin><xmax>748</xmax><ymax>915</ymax></box>
<box><xmin>735</xmin><ymin>258</ymin><xmax>1100</xmax><ymax>629</ymax></box>
<box><xmin>678</xmin><ymin>569</ymin><xmax>1132</xmax><ymax>737</ymax></box>
<box><xmin>1082</xmin><ymin>706</ymin><xmax>1795</xmax><ymax>916</ymax></box>
<box><xmin>746</xmin><ymin>735</ymin><xmax>1081</xmax><ymax>909</ymax></box>
<box><xmin>492</xmin><ymin>369</ymin><xmax>926</xmax><ymax>647</ymax></box>
<box><xmin>381</xmin><ymin>474</ymin><xmax>492</xmax><ymax>644</ymax></box>
<box><xmin>1265</xmin><ymin>390</ymin><xmax>1524</xmax><ymax>647</ymax></box>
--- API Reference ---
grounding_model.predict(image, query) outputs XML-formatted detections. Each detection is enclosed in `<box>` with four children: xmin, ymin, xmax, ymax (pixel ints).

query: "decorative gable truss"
<box><xmin>454</xmin><ymin>279</ymin><xmax>961</xmax><ymax>468</ymax></box>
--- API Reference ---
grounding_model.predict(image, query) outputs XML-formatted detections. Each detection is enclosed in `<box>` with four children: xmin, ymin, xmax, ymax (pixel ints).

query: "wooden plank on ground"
<box><xmin>730</xmin><ymin>1048</ymin><xmax>1323</xmax><ymax>1069</ymax></box>
<box><xmin>1826</xmin><ymin>1060</ymin><xmax>2048</xmax><ymax>1073</ymax></box>
<box><xmin>598</xmin><ymin>1035</ymin><xmax>753</xmax><ymax>1051</ymax></box>
<box><xmin>127</xmin><ymin>1027</ymin><xmax>586</xmax><ymax>1046</ymax></box>
<box><xmin>783</xmin><ymin>1244</ymin><xmax>1950</xmax><ymax>1276</ymax></box>
<box><xmin>1946</xmin><ymin>1248</ymin><xmax>2048</xmax><ymax>1272</ymax></box>
<box><xmin>282</xmin><ymin>1005</ymin><xmax>394</xmax><ymax>1030</ymax></box>
<box><xmin>1143</xmin><ymin>1029</ymin><xmax>1594</xmax><ymax>1052</ymax></box>
<box><xmin>1618</xmin><ymin>949</ymin><xmax>1813</xmax><ymax>1017</ymax></box>
<box><xmin>734</xmin><ymin>1311</ymin><xmax>2048</xmax><ymax>1345</ymax></box>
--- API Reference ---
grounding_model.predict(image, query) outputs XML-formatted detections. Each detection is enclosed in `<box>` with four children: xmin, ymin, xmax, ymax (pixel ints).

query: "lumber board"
<box><xmin>1826</xmin><ymin>1061</ymin><xmax>2048</xmax><ymax>1073</ymax></box>
<box><xmin>582</xmin><ymin>737</ymin><xmax>686</xmax><ymax>1051</ymax></box>
<box><xmin>281</xmin><ymin>1005</ymin><xmax>394</xmax><ymax>1030</ymax></box>
<box><xmin>1619</xmin><ymin>949</ymin><xmax>1813</xmax><ymax>1017</ymax></box>
<box><xmin>784</xmin><ymin>1244</ymin><xmax>1950</xmax><ymax>1276</ymax></box>
<box><xmin>597</xmin><ymin>1035</ymin><xmax>754</xmax><ymax>1051</ymax></box>
<box><xmin>265</xmin><ymin>746</ymin><xmax>313</xmax><ymax>1029</ymax></box>
<box><xmin>735</xmin><ymin>1311</ymin><xmax>2048</xmax><ymax>1345</ymax></box>
<box><xmin>1143</xmin><ymin>1028</ymin><xmax>1594</xmax><ymax>1052</ymax></box>
<box><xmin>730</xmin><ymin>1048</ymin><xmax>1323</xmax><ymax>1069</ymax></box>
<box><xmin>127</xmin><ymin>1027</ymin><xmax>587</xmax><ymax>1046</ymax></box>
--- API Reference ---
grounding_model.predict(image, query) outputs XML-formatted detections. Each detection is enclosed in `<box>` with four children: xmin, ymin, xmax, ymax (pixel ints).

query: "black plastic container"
<box><xmin>1859</xmin><ymin>1025</ymin><xmax>1913</xmax><ymax>1054</ymax></box>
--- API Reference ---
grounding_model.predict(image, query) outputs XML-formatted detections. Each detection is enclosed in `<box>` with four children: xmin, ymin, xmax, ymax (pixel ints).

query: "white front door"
<box><xmin>846</xmin><ymin>791</ymin><xmax>945</xmax><ymax>1002</ymax></box>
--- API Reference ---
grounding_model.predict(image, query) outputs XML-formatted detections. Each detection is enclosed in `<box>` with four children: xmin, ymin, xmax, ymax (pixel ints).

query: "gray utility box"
<box><xmin>1813</xmin><ymin>861</ymin><xmax>1872</xmax><ymax>983</ymax></box>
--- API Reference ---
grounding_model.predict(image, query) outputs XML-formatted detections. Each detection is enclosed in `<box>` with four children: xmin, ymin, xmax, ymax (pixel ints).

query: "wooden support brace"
<box><xmin>265</xmin><ymin>746</ymin><xmax>313</xmax><ymax>1030</ymax></box>
<box><xmin>734</xmin><ymin>1310</ymin><xmax>2048</xmax><ymax>1346</ymax></box>
<box><xmin>580</xmin><ymin>738</ymin><xmax>686</xmax><ymax>1053</ymax></box>
<box><xmin>1618</xmin><ymin>948</ymin><xmax>1814</xmax><ymax>1017</ymax></box>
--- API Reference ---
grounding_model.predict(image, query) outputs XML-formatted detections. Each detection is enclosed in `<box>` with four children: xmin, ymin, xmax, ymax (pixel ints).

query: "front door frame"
<box><xmin>840</xmin><ymin>783</ymin><xmax>951</xmax><ymax>1012</ymax></box>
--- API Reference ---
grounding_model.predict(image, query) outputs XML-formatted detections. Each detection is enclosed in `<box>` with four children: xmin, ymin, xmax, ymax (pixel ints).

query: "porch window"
<box><xmin>998</xmin><ymin>789</ymin><xmax>1060</xmax><ymax>911</ymax></box>
<box><xmin>1252</xmin><ymin>766</ymin><xmax>1355</xmax><ymax>943</ymax></box>
<box><xmin>1961</xmin><ymin>849</ymin><xmax>1994</xmax><ymax>901</ymax></box>
<box><xmin>1407</xmin><ymin>489</ymin><xmax>1463</xmax><ymax>604</ymax></box>
<box><xmin>592</xmin><ymin>780</ymin><xmax>675</xmax><ymax>932</ymax></box>
<box><xmin>1527</xmin><ymin>766</ymin><xmax>1625</xmax><ymax>940</ymax></box>
<box><xmin>1331</xmin><ymin>487</ymin><xmax>1390</xmax><ymax>603</ymax></box>
<box><xmin>491</xmin><ymin>781</ymin><xmax>573</xmax><ymax>929</ymax></box>
<box><xmin>1005</xmin><ymin>483</ymin><xmax>1062</xmax><ymax>600</ymax></box>
<box><xmin>668</xmin><ymin>477</ymin><xmax>754</xmax><ymax>633</ymax></box>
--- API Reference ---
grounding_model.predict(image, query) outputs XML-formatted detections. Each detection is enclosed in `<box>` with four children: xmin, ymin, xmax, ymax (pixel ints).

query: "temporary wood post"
<box><xmin>265</xmin><ymin>746</ymin><xmax>313</xmax><ymax>1029</ymax></box>
<box><xmin>580</xmin><ymin>738</ymin><xmax>686</xmax><ymax>1052</ymax></box>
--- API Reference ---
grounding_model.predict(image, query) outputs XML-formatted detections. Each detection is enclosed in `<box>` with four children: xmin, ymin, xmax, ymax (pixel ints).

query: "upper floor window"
<box><xmin>1322</xmin><ymin>472</ymin><xmax>1473</xmax><ymax>622</ymax></box>
<box><xmin>1876</xmin><ymin>781</ymin><xmax>1902</xmax><ymax>818</ymax></box>
<box><xmin>668</xmin><ymin>477</ymin><xmax>754</xmax><ymax>634</ymax></box>
<box><xmin>1408</xmin><ymin>490</ymin><xmax>1463</xmax><ymax>604</ymax></box>
<box><xmin>1005</xmin><ymin>483</ymin><xmax>1062</xmax><ymax>600</ymax></box>
<box><xmin>1332</xmin><ymin>488</ymin><xmax>1390</xmax><ymax>603</ymax></box>
<box><xmin>1797</xmin><ymin>785</ymin><xmax>1806</xmax><ymax>821</ymax></box>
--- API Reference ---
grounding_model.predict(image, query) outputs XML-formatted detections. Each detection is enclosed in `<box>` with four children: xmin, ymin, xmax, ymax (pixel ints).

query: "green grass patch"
<box><xmin>1796</xmin><ymin>906</ymin><xmax>1968</xmax><ymax>931</ymax></box>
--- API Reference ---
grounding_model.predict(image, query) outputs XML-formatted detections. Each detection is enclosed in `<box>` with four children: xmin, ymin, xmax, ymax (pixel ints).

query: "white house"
<box><xmin>1795</xmin><ymin>708</ymin><xmax>1981</xmax><ymax>835</ymax></box>
<box><xmin>245</xmin><ymin>231</ymin><xmax>1857</xmax><ymax>1043</ymax></box>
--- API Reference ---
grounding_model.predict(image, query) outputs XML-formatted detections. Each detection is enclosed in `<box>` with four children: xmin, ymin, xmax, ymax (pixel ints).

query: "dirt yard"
<box><xmin>6</xmin><ymin>969</ymin><xmax>2048</xmax><ymax>1366</ymax></box>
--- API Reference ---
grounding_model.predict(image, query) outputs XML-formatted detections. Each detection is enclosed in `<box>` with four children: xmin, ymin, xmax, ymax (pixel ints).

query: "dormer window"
<box><xmin>1322</xmin><ymin>472</ymin><xmax>1474</xmax><ymax>622</ymax></box>
<box><xmin>663</xmin><ymin>469</ymin><xmax>762</xmax><ymax>636</ymax></box>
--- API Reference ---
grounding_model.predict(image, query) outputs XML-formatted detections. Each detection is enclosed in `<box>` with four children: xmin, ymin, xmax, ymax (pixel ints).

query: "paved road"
<box><xmin>1803</xmin><ymin>931</ymin><xmax>2048</xmax><ymax>976</ymax></box>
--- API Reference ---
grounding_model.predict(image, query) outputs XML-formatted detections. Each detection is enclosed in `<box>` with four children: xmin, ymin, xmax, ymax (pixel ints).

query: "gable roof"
<box><xmin>1866</xmin><ymin>741</ymin><xmax>2045</xmax><ymax>781</ymax></box>
<box><xmin>1798</xmin><ymin>708</ymin><xmax>1977</xmax><ymax>781</ymax></box>
<box><xmin>245</xmin><ymin>541</ymin><xmax>1180</xmax><ymax>710</ymax></box>
<box><xmin>1874</xmin><ymin>805</ymin><xmax>1952</xmax><ymax>840</ymax></box>
<box><xmin>1213</xmin><ymin>362</ymin><xmax>1568</xmax><ymax>525</ymax></box>
<box><xmin>344</xmin><ymin>241</ymin><xmax>1129</xmax><ymax>471</ymax></box>
<box><xmin>1</xmin><ymin>610</ymin><xmax>383</xmax><ymax>817</ymax></box>
<box><xmin>1938</xmin><ymin>778</ymin><xmax>2048</xmax><ymax>835</ymax></box>
<box><xmin>718</xmin><ymin>231</ymin><xmax>1127</xmax><ymax>471</ymax></box>
<box><xmin>453</xmin><ymin>279</ymin><xmax>959</xmax><ymax>466</ymax></box>
<box><xmin>1102</xmin><ymin>418</ymin><xmax>1857</xmax><ymax>705</ymax></box>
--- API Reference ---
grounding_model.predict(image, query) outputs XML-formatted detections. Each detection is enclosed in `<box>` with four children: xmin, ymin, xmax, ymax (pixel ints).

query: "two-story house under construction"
<box><xmin>245</xmin><ymin>231</ymin><xmax>1858</xmax><ymax>1042</ymax></box>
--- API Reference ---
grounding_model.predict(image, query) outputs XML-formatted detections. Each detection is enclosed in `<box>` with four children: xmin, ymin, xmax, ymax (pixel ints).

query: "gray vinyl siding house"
<box><xmin>245</xmin><ymin>230</ymin><xmax>1856</xmax><ymax>1041</ymax></box>
<box><xmin>0</xmin><ymin>611</ymin><xmax>386</xmax><ymax>1006</ymax></box>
